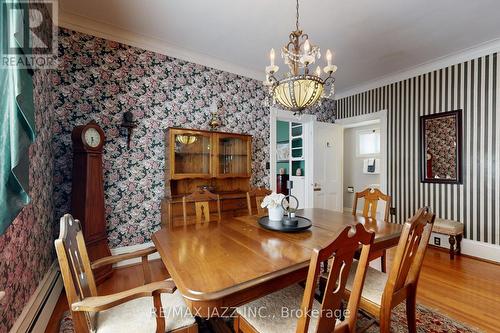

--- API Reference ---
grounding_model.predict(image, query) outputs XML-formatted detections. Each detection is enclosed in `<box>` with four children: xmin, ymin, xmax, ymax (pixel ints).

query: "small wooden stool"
<box><xmin>432</xmin><ymin>218</ymin><xmax>464</xmax><ymax>259</ymax></box>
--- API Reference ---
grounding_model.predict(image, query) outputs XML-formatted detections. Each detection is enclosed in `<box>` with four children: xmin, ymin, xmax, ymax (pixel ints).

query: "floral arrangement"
<box><xmin>261</xmin><ymin>192</ymin><xmax>289</xmax><ymax>209</ymax></box>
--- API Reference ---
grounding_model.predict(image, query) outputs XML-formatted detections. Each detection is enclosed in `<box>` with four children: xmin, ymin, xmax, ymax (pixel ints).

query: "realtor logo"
<box><xmin>1</xmin><ymin>0</ymin><xmax>58</xmax><ymax>69</ymax></box>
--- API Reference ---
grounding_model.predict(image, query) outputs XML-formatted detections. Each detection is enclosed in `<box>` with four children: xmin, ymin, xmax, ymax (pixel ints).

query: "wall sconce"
<box><xmin>121</xmin><ymin>111</ymin><xmax>137</xmax><ymax>148</ymax></box>
<box><xmin>209</xmin><ymin>99</ymin><xmax>222</xmax><ymax>131</ymax></box>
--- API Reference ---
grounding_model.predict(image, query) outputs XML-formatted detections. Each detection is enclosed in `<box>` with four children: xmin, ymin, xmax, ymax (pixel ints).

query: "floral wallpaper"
<box><xmin>0</xmin><ymin>20</ymin><xmax>335</xmax><ymax>332</ymax></box>
<box><xmin>0</xmin><ymin>48</ymin><xmax>55</xmax><ymax>333</ymax></box>
<box><xmin>52</xmin><ymin>28</ymin><xmax>335</xmax><ymax>248</ymax></box>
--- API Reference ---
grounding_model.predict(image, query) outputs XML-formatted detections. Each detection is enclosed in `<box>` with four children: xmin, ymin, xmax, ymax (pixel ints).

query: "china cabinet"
<box><xmin>162</xmin><ymin>128</ymin><xmax>252</xmax><ymax>226</ymax></box>
<box><xmin>169</xmin><ymin>128</ymin><xmax>213</xmax><ymax>179</ymax></box>
<box><xmin>214</xmin><ymin>133</ymin><xmax>252</xmax><ymax>178</ymax></box>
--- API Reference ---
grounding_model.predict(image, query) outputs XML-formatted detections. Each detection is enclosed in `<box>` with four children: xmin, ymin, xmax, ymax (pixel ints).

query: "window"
<box><xmin>356</xmin><ymin>128</ymin><xmax>380</xmax><ymax>156</ymax></box>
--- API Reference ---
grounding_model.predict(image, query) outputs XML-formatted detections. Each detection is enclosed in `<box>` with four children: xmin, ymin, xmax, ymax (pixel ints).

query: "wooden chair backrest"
<box><xmin>182</xmin><ymin>189</ymin><xmax>221</xmax><ymax>224</ymax></box>
<box><xmin>353</xmin><ymin>188</ymin><xmax>391</xmax><ymax>222</ymax></box>
<box><xmin>382</xmin><ymin>207</ymin><xmax>435</xmax><ymax>307</ymax></box>
<box><xmin>297</xmin><ymin>223</ymin><xmax>375</xmax><ymax>333</ymax></box>
<box><xmin>54</xmin><ymin>214</ymin><xmax>97</xmax><ymax>332</ymax></box>
<box><xmin>246</xmin><ymin>187</ymin><xmax>272</xmax><ymax>215</ymax></box>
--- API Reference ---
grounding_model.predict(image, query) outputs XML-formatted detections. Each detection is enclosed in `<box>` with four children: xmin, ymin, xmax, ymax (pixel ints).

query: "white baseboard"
<box><xmin>111</xmin><ymin>242</ymin><xmax>160</xmax><ymax>268</ymax></box>
<box><xmin>430</xmin><ymin>232</ymin><xmax>500</xmax><ymax>263</ymax></box>
<box><xmin>10</xmin><ymin>261</ymin><xmax>63</xmax><ymax>333</ymax></box>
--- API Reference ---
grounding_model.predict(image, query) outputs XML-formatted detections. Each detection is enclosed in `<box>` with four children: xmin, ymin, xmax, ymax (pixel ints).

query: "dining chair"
<box><xmin>54</xmin><ymin>214</ymin><xmax>197</xmax><ymax>333</ymax></box>
<box><xmin>246</xmin><ymin>187</ymin><xmax>272</xmax><ymax>216</ymax></box>
<box><xmin>353</xmin><ymin>188</ymin><xmax>392</xmax><ymax>272</ymax></box>
<box><xmin>234</xmin><ymin>223</ymin><xmax>375</xmax><ymax>333</ymax></box>
<box><xmin>352</xmin><ymin>188</ymin><xmax>391</xmax><ymax>222</ymax></box>
<box><xmin>342</xmin><ymin>207</ymin><xmax>435</xmax><ymax>333</ymax></box>
<box><xmin>182</xmin><ymin>188</ymin><xmax>221</xmax><ymax>224</ymax></box>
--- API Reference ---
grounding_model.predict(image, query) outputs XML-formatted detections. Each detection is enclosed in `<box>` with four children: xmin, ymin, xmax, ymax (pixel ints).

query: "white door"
<box><xmin>313</xmin><ymin>122</ymin><xmax>343</xmax><ymax>211</ymax></box>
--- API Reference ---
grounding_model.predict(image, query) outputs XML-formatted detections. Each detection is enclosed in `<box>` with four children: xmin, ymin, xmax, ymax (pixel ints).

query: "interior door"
<box><xmin>313</xmin><ymin>122</ymin><xmax>343</xmax><ymax>211</ymax></box>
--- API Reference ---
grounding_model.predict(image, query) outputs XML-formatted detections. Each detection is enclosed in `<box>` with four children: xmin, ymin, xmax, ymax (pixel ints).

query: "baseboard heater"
<box><xmin>9</xmin><ymin>261</ymin><xmax>63</xmax><ymax>333</ymax></box>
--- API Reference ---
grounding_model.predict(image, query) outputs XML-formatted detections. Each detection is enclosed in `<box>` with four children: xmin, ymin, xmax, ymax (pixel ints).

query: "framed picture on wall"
<box><xmin>419</xmin><ymin>110</ymin><xmax>463</xmax><ymax>184</ymax></box>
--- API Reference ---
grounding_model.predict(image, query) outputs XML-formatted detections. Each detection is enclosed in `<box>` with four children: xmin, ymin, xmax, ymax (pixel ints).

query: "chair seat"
<box><xmin>432</xmin><ymin>219</ymin><xmax>464</xmax><ymax>235</ymax></box>
<box><xmin>96</xmin><ymin>279</ymin><xmax>195</xmax><ymax>333</ymax></box>
<box><xmin>322</xmin><ymin>261</ymin><xmax>388</xmax><ymax>308</ymax></box>
<box><xmin>236</xmin><ymin>284</ymin><xmax>324</xmax><ymax>333</ymax></box>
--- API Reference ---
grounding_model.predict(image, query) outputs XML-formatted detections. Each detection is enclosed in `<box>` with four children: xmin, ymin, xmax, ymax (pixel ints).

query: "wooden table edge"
<box><xmin>153</xmin><ymin>230</ymin><xmax>310</xmax><ymax>302</ymax></box>
<box><xmin>152</xmin><ymin>213</ymin><xmax>403</xmax><ymax>316</ymax></box>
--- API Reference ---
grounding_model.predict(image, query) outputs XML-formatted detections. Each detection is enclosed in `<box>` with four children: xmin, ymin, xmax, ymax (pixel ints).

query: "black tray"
<box><xmin>258</xmin><ymin>216</ymin><xmax>312</xmax><ymax>232</ymax></box>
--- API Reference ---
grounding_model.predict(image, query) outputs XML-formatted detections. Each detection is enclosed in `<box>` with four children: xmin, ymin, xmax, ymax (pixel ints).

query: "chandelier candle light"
<box><xmin>264</xmin><ymin>0</ymin><xmax>338</xmax><ymax>113</ymax></box>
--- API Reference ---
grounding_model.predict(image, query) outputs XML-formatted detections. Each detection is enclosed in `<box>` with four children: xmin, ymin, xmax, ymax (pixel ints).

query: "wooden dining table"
<box><xmin>152</xmin><ymin>208</ymin><xmax>403</xmax><ymax>317</ymax></box>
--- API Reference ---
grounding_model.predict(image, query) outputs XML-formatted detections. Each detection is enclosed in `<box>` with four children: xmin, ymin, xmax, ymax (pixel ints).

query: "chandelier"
<box><xmin>264</xmin><ymin>0</ymin><xmax>337</xmax><ymax>113</ymax></box>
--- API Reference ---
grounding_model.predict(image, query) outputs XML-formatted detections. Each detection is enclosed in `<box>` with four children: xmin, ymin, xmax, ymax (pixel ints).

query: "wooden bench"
<box><xmin>432</xmin><ymin>218</ymin><xmax>464</xmax><ymax>259</ymax></box>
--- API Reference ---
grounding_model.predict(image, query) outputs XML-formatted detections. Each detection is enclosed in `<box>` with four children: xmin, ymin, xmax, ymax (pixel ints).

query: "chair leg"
<box><xmin>406</xmin><ymin>288</ymin><xmax>417</xmax><ymax>333</ymax></box>
<box><xmin>449</xmin><ymin>235</ymin><xmax>456</xmax><ymax>260</ymax></box>
<box><xmin>381</xmin><ymin>250</ymin><xmax>387</xmax><ymax>273</ymax></box>
<box><xmin>379</xmin><ymin>308</ymin><xmax>392</xmax><ymax>333</ymax></box>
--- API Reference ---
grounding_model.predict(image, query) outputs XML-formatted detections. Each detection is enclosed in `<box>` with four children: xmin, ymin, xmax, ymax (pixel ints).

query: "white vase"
<box><xmin>268</xmin><ymin>206</ymin><xmax>284</xmax><ymax>221</ymax></box>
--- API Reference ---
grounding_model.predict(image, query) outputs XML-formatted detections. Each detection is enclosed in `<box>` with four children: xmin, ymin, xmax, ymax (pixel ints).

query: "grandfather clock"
<box><xmin>71</xmin><ymin>120</ymin><xmax>113</xmax><ymax>283</ymax></box>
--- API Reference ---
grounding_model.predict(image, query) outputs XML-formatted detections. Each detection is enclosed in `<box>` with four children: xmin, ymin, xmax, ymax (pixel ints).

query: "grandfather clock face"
<box><xmin>84</xmin><ymin>127</ymin><xmax>102</xmax><ymax>148</ymax></box>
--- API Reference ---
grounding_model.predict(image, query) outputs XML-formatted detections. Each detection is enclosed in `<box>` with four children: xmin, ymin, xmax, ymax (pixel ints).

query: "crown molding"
<box><xmin>336</xmin><ymin>38</ymin><xmax>500</xmax><ymax>99</ymax></box>
<box><xmin>57</xmin><ymin>10</ymin><xmax>263</xmax><ymax>81</ymax></box>
<box><xmin>57</xmin><ymin>10</ymin><xmax>500</xmax><ymax>101</ymax></box>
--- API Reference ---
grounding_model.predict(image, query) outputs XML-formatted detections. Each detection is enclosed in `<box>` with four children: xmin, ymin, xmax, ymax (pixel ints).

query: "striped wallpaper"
<box><xmin>336</xmin><ymin>53</ymin><xmax>499</xmax><ymax>246</ymax></box>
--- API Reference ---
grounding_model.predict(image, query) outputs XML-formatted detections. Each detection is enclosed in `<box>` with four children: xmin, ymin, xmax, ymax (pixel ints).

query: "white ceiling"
<box><xmin>59</xmin><ymin>0</ymin><xmax>500</xmax><ymax>95</ymax></box>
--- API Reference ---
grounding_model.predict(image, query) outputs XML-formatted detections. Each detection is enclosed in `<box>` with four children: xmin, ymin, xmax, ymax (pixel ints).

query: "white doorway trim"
<box><xmin>269</xmin><ymin>108</ymin><xmax>316</xmax><ymax>208</ymax></box>
<box><xmin>335</xmin><ymin>110</ymin><xmax>388</xmax><ymax>198</ymax></box>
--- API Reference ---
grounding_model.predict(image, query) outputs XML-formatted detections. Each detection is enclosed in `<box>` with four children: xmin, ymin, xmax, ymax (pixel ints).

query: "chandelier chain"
<box><xmin>295</xmin><ymin>0</ymin><xmax>300</xmax><ymax>31</ymax></box>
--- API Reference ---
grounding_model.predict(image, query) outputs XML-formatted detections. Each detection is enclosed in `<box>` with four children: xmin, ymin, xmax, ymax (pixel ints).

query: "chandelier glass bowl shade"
<box><xmin>264</xmin><ymin>0</ymin><xmax>337</xmax><ymax>112</ymax></box>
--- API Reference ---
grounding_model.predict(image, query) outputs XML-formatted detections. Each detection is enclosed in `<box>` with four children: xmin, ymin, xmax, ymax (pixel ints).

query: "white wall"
<box><xmin>343</xmin><ymin>124</ymin><xmax>381</xmax><ymax>209</ymax></box>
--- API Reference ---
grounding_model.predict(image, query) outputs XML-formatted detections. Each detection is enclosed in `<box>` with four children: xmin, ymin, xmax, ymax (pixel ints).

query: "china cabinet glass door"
<box><xmin>216</xmin><ymin>134</ymin><xmax>251</xmax><ymax>177</ymax></box>
<box><xmin>171</xmin><ymin>130</ymin><xmax>212</xmax><ymax>178</ymax></box>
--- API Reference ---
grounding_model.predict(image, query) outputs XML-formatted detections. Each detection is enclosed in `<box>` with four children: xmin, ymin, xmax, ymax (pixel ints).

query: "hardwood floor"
<box><xmin>45</xmin><ymin>247</ymin><xmax>500</xmax><ymax>333</ymax></box>
<box><xmin>410</xmin><ymin>248</ymin><xmax>500</xmax><ymax>333</ymax></box>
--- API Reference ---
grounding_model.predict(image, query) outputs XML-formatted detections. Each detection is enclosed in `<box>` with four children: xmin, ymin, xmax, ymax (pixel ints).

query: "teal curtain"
<box><xmin>0</xmin><ymin>0</ymin><xmax>36</xmax><ymax>234</ymax></box>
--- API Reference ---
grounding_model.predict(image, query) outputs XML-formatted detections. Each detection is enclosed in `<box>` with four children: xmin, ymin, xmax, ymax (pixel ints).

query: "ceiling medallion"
<box><xmin>264</xmin><ymin>0</ymin><xmax>337</xmax><ymax>113</ymax></box>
